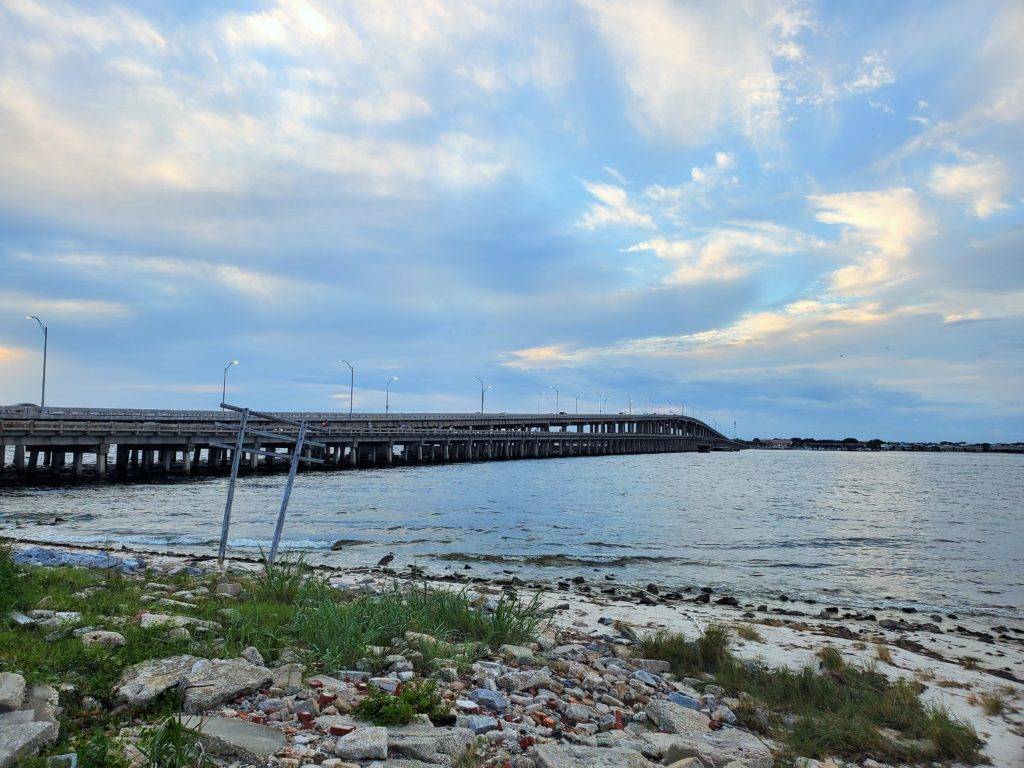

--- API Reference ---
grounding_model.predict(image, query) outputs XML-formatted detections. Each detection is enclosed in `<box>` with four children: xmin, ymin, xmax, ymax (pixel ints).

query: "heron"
<box><xmin>377</xmin><ymin>552</ymin><xmax>395</xmax><ymax>568</ymax></box>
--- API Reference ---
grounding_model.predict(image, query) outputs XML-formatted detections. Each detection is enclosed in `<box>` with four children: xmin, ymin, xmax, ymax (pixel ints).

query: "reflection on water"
<box><xmin>1</xmin><ymin>451</ymin><xmax>1022</xmax><ymax>618</ymax></box>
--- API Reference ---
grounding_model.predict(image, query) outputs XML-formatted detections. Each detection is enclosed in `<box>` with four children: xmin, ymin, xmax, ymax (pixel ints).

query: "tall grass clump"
<box><xmin>292</xmin><ymin>583</ymin><xmax>541</xmax><ymax>670</ymax></box>
<box><xmin>352</xmin><ymin>679</ymin><xmax>449</xmax><ymax>726</ymax></box>
<box><xmin>639</xmin><ymin>625</ymin><xmax>981</xmax><ymax>765</ymax></box>
<box><xmin>0</xmin><ymin>543</ymin><xmax>24</xmax><ymax>614</ymax></box>
<box><xmin>249</xmin><ymin>552</ymin><xmax>314</xmax><ymax>603</ymax></box>
<box><xmin>137</xmin><ymin>717</ymin><xmax>212</xmax><ymax>768</ymax></box>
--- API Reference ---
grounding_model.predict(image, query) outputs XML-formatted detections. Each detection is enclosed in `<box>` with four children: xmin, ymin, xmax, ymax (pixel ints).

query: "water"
<box><xmin>2</xmin><ymin>451</ymin><xmax>1022</xmax><ymax>619</ymax></box>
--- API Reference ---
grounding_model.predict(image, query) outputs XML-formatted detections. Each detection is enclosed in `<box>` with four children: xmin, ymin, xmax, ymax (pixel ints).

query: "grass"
<box><xmin>0</xmin><ymin>543</ymin><xmax>22</xmax><ymax>614</ymax></box>
<box><xmin>640</xmin><ymin>624</ymin><xmax>981</xmax><ymax>765</ymax></box>
<box><xmin>1</xmin><ymin>554</ymin><xmax>543</xmax><ymax>766</ymax></box>
<box><xmin>292</xmin><ymin>582</ymin><xmax>542</xmax><ymax>671</ymax></box>
<box><xmin>978</xmin><ymin>690</ymin><xmax>1007</xmax><ymax>716</ymax></box>
<box><xmin>874</xmin><ymin>643</ymin><xmax>894</xmax><ymax>664</ymax></box>
<box><xmin>352</xmin><ymin>679</ymin><xmax>449</xmax><ymax>726</ymax></box>
<box><xmin>137</xmin><ymin>717</ymin><xmax>212</xmax><ymax>768</ymax></box>
<box><xmin>735</xmin><ymin>623</ymin><xmax>763</xmax><ymax>642</ymax></box>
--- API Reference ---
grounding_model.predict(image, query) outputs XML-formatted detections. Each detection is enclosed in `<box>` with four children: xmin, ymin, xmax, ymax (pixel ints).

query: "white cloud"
<box><xmin>579</xmin><ymin>0</ymin><xmax>806</xmax><ymax>146</ymax></box>
<box><xmin>810</xmin><ymin>188</ymin><xmax>930</xmax><ymax>295</ymax></box>
<box><xmin>844</xmin><ymin>51</ymin><xmax>896</xmax><ymax>94</ymax></box>
<box><xmin>0</xmin><ymin>291</ymin><xmax>130</xmax><ymax>318</ymax></box>
<box><xmin>644</xmin><ymin>150</ymin><xmax>738</xmax><ymax>221</ymax></box>
<box><xmin>36</xmin><ymin>253</ymin><xmax>313</xmax><ymax>301</ymax></box>
<box><xmin>928</xmin><ymin>157</ymin><xmax>1011</xmax><ymax>218</ymax></box>
<box><xmin>626</xmin><ymin>222</ymin><xmax>817</xmax><ymax>285</ymax></box>
<box><xmin>576</xmin><ymin>181</ymin><xmax>654</xmax><ymax>230</ymax></box>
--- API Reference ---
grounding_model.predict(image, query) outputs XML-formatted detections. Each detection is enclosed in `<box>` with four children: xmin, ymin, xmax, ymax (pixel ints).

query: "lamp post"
<box><xmin>221</xmin><ymin>360</ymin><xmax>238</xmax><ymax>406</ymax></box>
<box><xmin>26</xmin><ymin>316</ymin><xmax>47</xmax><ymax>410</ymax></box>
<box><xmin>595</xmin><ymin>391</ymin><xmax>603</xmax><ymax>415</ymax></box>
<box><xmin>549</xmin><ymin>385</ymin><xmax>559</xmax><ymax>413</ymax></box>
<box><xmin>574</xmin><ymin>394</ymin><xmax>581</xmax><ymax>415</ymax></box>
<box><xmin>339</xmin><ymin>359</ymin><xmax>354</xmax><ymax>415</ymax></box>
<box><xmin>626</xmin><ymin>396</ymin><xmax>632</xmax><ymax>415</ymax></box>
<box><xmin>473</xmin><ymin>376</ymin><xmax>491</xmax><ymax>414</ymax></box>
<box><xmin>536</xmin><ymin>392</ymin><xmax>543</xmax><ymax>414</ymax></box>
<box><xmin>385</xmin><ymin>376</ymin><xmax>398</xmax><ymax>413</ymax></box>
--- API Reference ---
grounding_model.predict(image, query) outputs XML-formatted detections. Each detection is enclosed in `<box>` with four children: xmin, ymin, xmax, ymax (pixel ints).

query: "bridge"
<box><xmin>0</xmin><ymin>405</ymin><xmax>740</xmax><ymax>481</ymax></box>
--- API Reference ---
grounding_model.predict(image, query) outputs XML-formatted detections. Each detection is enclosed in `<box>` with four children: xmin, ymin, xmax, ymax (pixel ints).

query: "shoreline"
<box><xmin>4</xmin><ymin>537</ymin><xmax>1024</xmax><ymax>766</ymax></box>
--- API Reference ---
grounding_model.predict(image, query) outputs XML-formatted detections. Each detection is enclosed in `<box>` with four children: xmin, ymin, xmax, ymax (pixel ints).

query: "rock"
<box><xmin>715</xmin><ymin>596</ymin><xmax>739</xmax><ymax>607</ymax></box>
<box><xmin>369</xmin><ymin>677</ymin><xmax>400</xmax><ymax>693</ymax></box>
<box><xmin>0</xmin><ymin>721</ymin><xmax>58</xmax><ymax>768</ymax></box>
<box><xmin>711</xmin><ymin>705</ymin><xmax>736</xmax><ymax>725</ymax></box>
<box><xmin>667</xmin><ymin>692</ymin><xmax>701</xmax><ymax>710</ymax></box>
<box><xmin>468</xmin><ymin>688</ymin><xmax>509</xmax><ymax>712</ymax></box>
<box><xmin>497</xmin><ymin>668</ymin><xmax>553</xmax><ymax>692</ymax></box>
<box><xmin>632</xmin><ymin>669</ymin><xmax>660</xmax><ymax>686</ymax></box>
<box><xmin>215</xmin><ymin>581</ymin><xmax>242</xmax><ymax>597</ymax></box>
<box><xmin>45</xmin><ymin>754</ymin><xmax>77</xmax><ymax>768</ymax></box>
<box><xmin>177</xmin><ymin>715</ymin><xmax>286</xmax><ymax>763</ymax></box>
<box><xmin>532</xmin><ymin>744</ymin><xmax>655</xmax><ymax>767</ymax></box>
<box><xmin>499</xmin><ymin>644</ymin><xmax>536</xmax><ymax>662</ymax></box>
<box><xmin>23</xmin><ymin>684</ymin><xmax>60</xmax><ymax>727</ymax></box>
<box><xmin>646</xmin><ymin>700</ymin><xmax>711</xmax><ymax>735</ymax></box>
<box><xmin>0</xmin><ymin>673</ymin><xmax>26</xmax><ymax>712</ymax></box>
<box><xmin>240</xmin><ymin>646</ymin><xmax>265</xmax><ymax>666</ymax></box>
<box><xmin>181</xmin><ymin>658</ymin><xmax>274</xmax><ymax>713</ymax></box>
<box><xmin>81</xmin><ymin>630</ymin><xmax>126</xmax><ymax>648</ymax></box>
<box><xmin>635</xmin><ymin>659</ymin><xmax>671</xmax><ymax>674</ymax></box>
<box><xmin>137</xmin><ymin>613</ymin><xmax>219</xmax><ymax>632</ymax></box>
<box><xmin>272</xmin><ymin>662</ymin><xmax>306</xmax><ymax>692</ymax></box>
<box><xmin>334</xmin><ymin>726</ymin><xmax>388</xmax><ymax>760</ymax></box>
<box><xmin>456</xmin><ymin>714</ymin><xmax>499</xmax><ymax>734</ymax></box>
<box><xmin>662</xmin><ymin>727</ymin><xmax>773</xmax><ymax>768</ymax></box>
<box><xmin>388</xmin><ymin>723</ymin><xmax>474</xmax><ymax>763</ymax></box>
<box><xmin>115</xmin><ymin>655</ymin><xmax>201</xmax><ymax>707</ymax></box>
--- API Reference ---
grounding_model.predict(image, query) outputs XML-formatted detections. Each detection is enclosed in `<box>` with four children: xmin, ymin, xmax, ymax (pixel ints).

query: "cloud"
<box><xmin>0</xmin><ymin>347</ymin><xmax>27</xmax><ymax>364</ymax></box>
<box><xmin>810</xmin><ymin>188</ymin><xmax>930</xmax><ymax>295</ymax></box>
<box><xmin>0</xmin><ymin>291</ymin><xmax>130</xmax><ymax>318</ymax></box>
<box><xmin>575</xmin><ymin>181</ymin><xmax>654</xmax><ymax>230</ymax></box>
<box><xmin>844</xmin><ymin>51</ymin><xmax>896</xmax><ymax>94</ymax></box>
<box><xmin>928</xmin><ymin>157</ymin><xmax>1011</xmax><ymax>218</ymax></box>
<box><xmin>644</xmin><ymin>150</ymin><xmax>738</xmax><ymax>221</ymax></box>
<box><xmin>579</xmin><ymin>0</ymin><xmax>806</xmax><ymax>146</ymax></box>
<box><xmin>33</xmin><ymin>252</ymin><xmax>318</xmax><ymax>302</ymax></box>
<box><xmin>502</xmin><ymin>344</ymin><xmax>590</xmax><ymax>370</ymax></box>
<box><xmin>626</xmin><ymin>221</ymin><xmax>818</xmax><ymax>285</ymax></box>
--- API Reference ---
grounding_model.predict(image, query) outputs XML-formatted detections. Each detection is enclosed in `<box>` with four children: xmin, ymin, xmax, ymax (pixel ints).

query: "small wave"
<box><xmin>433</xmin><ymin>552</ymin><xmax>679</xmax><ymax>567</ymax></box>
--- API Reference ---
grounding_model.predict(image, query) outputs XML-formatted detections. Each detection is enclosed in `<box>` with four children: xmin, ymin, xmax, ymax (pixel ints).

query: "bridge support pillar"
<box><xmin>95</xmin><ymin>445</ymin><xmax>108</xmax><ymax>478</ymax></box>
<box><xmin>72</xmin><ymin>451</ymin><xmax>84</xmax><ymax>476</ymax></box>
<box><xmin>13</xmin><ymin>444</ymin><xmax>25</xmax><ymax>472</ymax></box>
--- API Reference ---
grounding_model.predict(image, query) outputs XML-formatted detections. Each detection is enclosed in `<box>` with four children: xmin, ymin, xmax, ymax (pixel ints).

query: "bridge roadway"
<box><xmin>0</xmin><ymin>406</ymin><xmax>739</xmax><ymax>481</ymax></box>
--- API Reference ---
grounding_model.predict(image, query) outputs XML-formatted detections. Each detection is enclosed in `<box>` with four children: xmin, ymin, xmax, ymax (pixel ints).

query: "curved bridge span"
<box><xmin>0</xmin><ymin>406</ymin><xmax>740</xmax><ymax>482</ymax></box>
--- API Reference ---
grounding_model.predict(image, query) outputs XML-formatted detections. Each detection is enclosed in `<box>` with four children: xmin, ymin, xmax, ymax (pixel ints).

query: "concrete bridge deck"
<box><xmin>0</xmin><ymin>406</ymin><xmax>739</xmax><ymax>481</ymax></box>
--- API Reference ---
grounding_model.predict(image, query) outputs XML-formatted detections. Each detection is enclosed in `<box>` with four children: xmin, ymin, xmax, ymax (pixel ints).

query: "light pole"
<box><xmin>26</xmin><ymin>316</ymin><xmax>47</xmax><ymax>409</ymax></box>
<box><xmin>339</xmin><ymin>359</ymin><xmax>354</xmax><ymax>415</ymax></box>
<box><xmin>595</xmin><ymin>391</ymin><xmax>603</xmax><ymax>414</ymax></box>
<box><xmin>626</xmin><ymin>396</ymin><xmax>632</xmax><ymax>415</ymax></box>
<box><xmin>221</xmin><ymin>360</ymin><xmax>238</xmax><ymax>406</ymax></box>
<box><xmin>536</xmin><ymin>392</ymin><xmax>543</xmax><ymax>414</ymax></box>
<box><xmin>385</xmin><ymin>376</ymin><xmax>398</xmax><ymax>413</ymax></box>
<box><xmin>473</xmin><ymin>376</ymin><xmax>491</xmax><ymax>414</ymax></box>
<box><xmin>574</xmin><ymin>393</ymin><xmax>581</xmax><ymax>414</ymax></box>
<box><xmin>549</xmin><ymin>385</ymin><xmax>559</xmax><ymax>413</ymax></box>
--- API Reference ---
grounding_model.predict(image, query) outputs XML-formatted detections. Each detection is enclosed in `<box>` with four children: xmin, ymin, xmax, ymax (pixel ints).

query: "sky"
<box><xmin>0</xmin><ymin>0</ymin><xmax>1022</xmax><ymax>441</ymax></box>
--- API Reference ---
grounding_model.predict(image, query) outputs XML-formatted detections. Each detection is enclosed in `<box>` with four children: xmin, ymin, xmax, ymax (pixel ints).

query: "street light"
<box><xmin>385</xmin><ymin>376</ymin><xmax>398</xmax><ymax>413</ymax></box>
<box><xmin>221</xmin><ymin>360</ymin><xmax>238</xmax><ymax>406</ymax></box>
<box><xmin>473</xmin><ymin>376</ymin><xmax>491</xmax><ymax>414</ymax></box>
<box><xmin>339</xmin><ymin>359</ymin><xmax>355</xmax><ymax>415</ymax></box>
<box><xmin>595</xmin><ymin>391</ymin><xmax>603</xmax><ymax>415</ymax></box>
<box><xmin>626</xmin><ymin>396</ymin><xmax>632</xmax><ymax>415</ymax></box>
<box><xmin>536</xmin><ymin>392</ymin><xmax>543</xmax><ymax>414</ymax></box>
<box><xmin>549</xmin><ymin>385</ymin><xmax>559</xmax><ymax>413</ymax></box>
<box><xmin>574</xmin><ymin>393</ymin><xmax>581</xmax><ymax>414</ymax></box>
<box><xmin>26</xmin><ymin>316</ymin><xmax>47</xmax><ymax>409</ymax></box>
